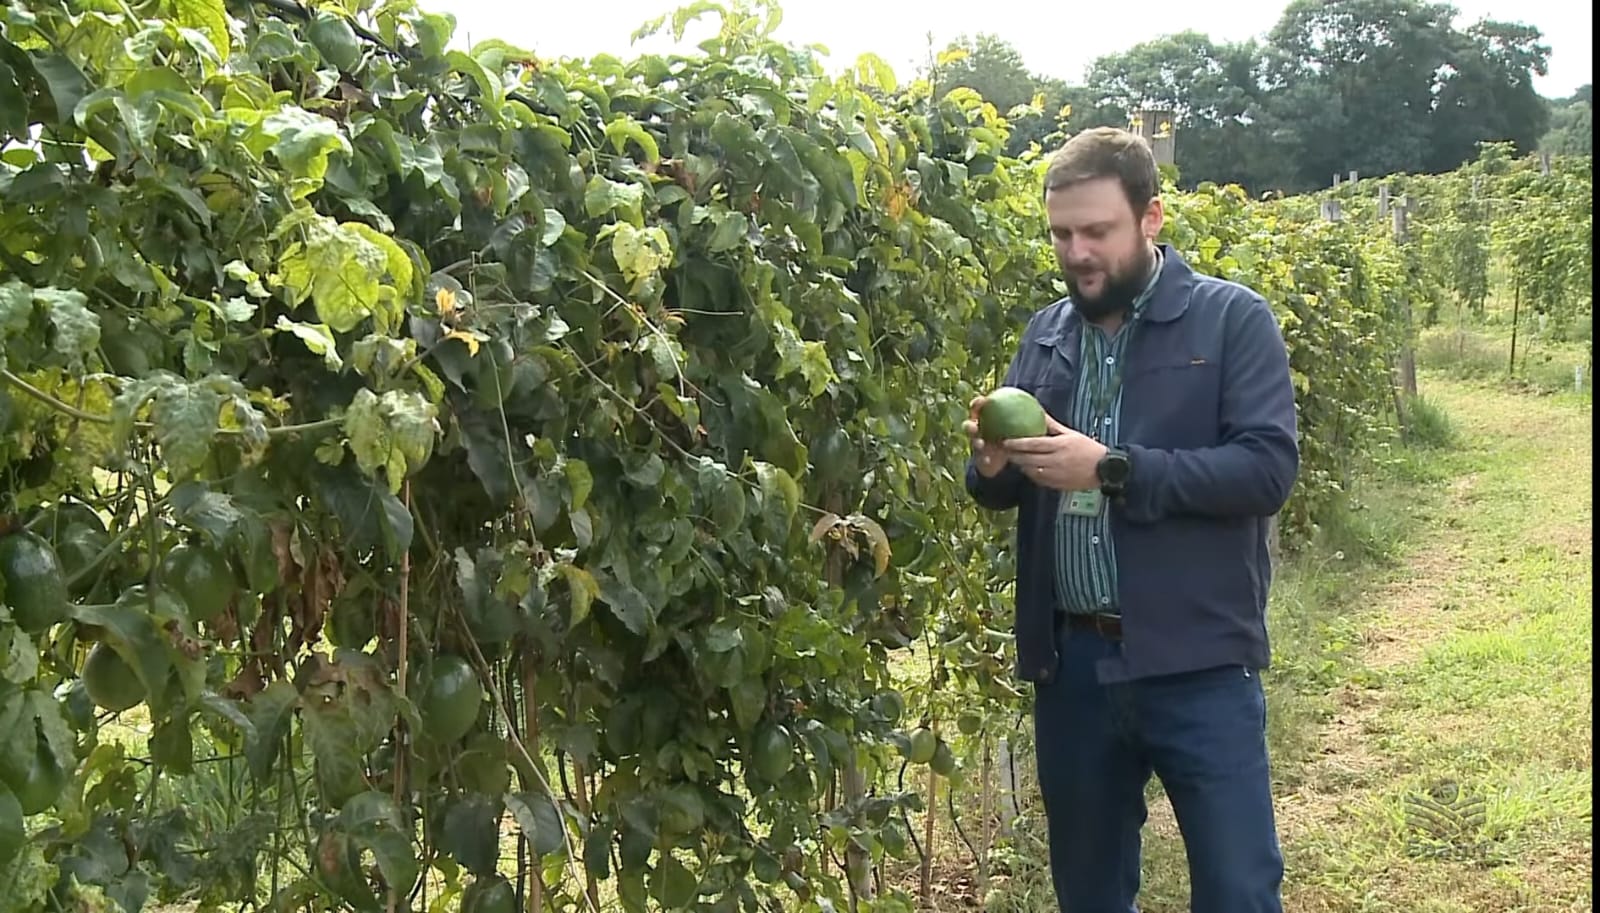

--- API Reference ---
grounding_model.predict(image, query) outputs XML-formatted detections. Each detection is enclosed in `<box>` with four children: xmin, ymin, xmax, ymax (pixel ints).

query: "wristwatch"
<box><xmin>1096</xmin><ymin>446</ymin><xmax>1131</xmax><ymax>498</ymax></box>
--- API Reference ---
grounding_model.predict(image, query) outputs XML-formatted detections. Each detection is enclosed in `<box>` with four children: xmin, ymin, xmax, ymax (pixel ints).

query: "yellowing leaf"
<box><xmin>854</xmin><ymin>53</ymin><xmax>898</xmax><ymax>94</ymax></box>
<box><xmin>168</xmin><ymin>0</ymin><xmax>232</xmax><ymax>65</ymax></box>
<box><xmin>559</xmin><ymin>564</ymin><xmax>599</xmax><ymax>626</ymax></box>
<box><xmin>443</xmin><ymin>328</ymin><xmax>482</xmax><ymax>356</ymax></box>
<box><xmin>1058</xmin><ymin>103</ymin><xmax>1073</xmax><ymax>120</ymax></box>
<box><xmin>935</xmin><ymin>48</ymin><xmax>969</xmax><ymax>67</ymax></box>
<box><xmin>436</xmin><ymin>287</ymin><xmax>458</xmax><ymax>316</ymax></box>
<box><xmin>343</xmin><ymin>388</ymin><xmax>439</xmax><ymax>493</ymax></box>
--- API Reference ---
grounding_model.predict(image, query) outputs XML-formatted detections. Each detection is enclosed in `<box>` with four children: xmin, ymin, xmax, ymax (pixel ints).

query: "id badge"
<box><xmin>1061</xmin><ymin>488</ymin><xmax>1103</xmax><ymax>517</ymax></box>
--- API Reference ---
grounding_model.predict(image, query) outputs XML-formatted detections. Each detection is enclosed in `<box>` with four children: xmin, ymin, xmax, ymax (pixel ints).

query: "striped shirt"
<box><xmin>1056</xmin><ymin>249</ymin><xmax>1164</xmax><ymax>616</ymax></box>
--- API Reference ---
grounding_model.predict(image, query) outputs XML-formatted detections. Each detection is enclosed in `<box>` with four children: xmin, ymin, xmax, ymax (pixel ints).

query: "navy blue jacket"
<box><xmin>966</xmin><ymin>245</ymin><xmax>1300</xmax><ymax>685</ymax></box>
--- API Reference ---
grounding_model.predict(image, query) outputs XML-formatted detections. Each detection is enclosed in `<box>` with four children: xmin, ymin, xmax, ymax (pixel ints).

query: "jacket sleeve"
<box><xmin>1119</xmin><ymin>294</ymin><xmax>1300</xmax><ymax>523</ymax></box>
<box><xmin>964</xmin><ymin>318</ymin><xmax>1040</xmax><ymax>513</ymax></box>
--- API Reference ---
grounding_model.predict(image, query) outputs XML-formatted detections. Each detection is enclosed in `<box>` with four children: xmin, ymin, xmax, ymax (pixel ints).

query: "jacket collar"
<box><xmin>1036</xmin><ymin>243</ymin><xmax>1198</xmax><ymax>349</ymax></box>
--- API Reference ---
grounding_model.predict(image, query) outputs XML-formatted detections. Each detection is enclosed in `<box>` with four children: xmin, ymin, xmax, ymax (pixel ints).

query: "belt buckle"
<box><xmin>1092</xmin><ymin>613</ymin><xmax>1120</xmax><ymax>638</ymax></box>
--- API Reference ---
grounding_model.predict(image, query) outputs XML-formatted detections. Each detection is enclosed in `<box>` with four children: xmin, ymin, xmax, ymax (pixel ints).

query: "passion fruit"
<box><xmin>82</xmin><ymin>643</ymin><xmax>147</xmax><ymax>712</ymax></box>
<box><xmin>977</xmin><ymin>386</ymin><xmax>1047</xmax><ymax>441</ymax></box>
<box><xmin>0</xmin><ymin>532</ymin><xmax>68</xmax><ymax>633</ymax></box>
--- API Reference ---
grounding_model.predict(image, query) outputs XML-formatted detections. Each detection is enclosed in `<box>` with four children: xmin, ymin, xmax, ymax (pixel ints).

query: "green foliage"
<box><xmin>0</xmin><ymin>0</ymin><xmax>1514</xmax><ymax>909</ymax></box>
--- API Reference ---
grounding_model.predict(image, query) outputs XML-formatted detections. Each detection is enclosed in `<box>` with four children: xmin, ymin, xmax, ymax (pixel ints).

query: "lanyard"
<box><xmin>1078</xmin><ymin>250</ymin><xmax>1162</xmax><ymax>437</ymax></box>
<box><xmin>1081</xmin><ymin>325</ymin><xmax>1134</xmax><ymax>439</ymax></box>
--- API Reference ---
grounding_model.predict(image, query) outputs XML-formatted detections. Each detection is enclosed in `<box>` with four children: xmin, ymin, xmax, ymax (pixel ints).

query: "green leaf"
<box><xmin>506</xmin><ymin>791</ymin><xmax>566</xmax><ymax>857</ymax></box>
<box><xmin>707</xmin><ymin>211</ymin><xmax>748</xmax><ymax>252</ymax></box>
<box><xmin>1</xmin><ymin>625</ymin><xmax>39</xmax><ymax>685</ymax></box>
<box><xmin>437</xmin><ymin>793</ymin><xmax>500</xmax><ymax>875</ymax></box>
<box><xmin>112</xmin><ymin>374</ymin><xmax>266</xmax><ymax>481</ymax></box>
<box><xmin>0</xmin><ymin>280</ymin><xmax>30</xmax><ymax>340</ymax></box>
<box><xmin>168</xmin><ymin>480</ymin><xmax>244</xmax><ymax>542</ymax></box>
<box><xmin>584</xmin><ymin>175</ymin><xmax>645</xmax><ymax>223</ymax></box>
<box><xmin>244</xmin><ymin>681</ymin><xmax>297</xmax><ymax>781</ymax></box>
<box><xmin>445</xmin><ymin>49</ymin><xmax>504</xmax><ymax>116</ymax></box>
<box><xmin>31</xmin><ymin>53</ymin><xmax>88</xmax><ymax>125</ymax></box>
<box><xmin>541</xmin><ymin>209</ymin><xmax>567</xmax><ymax>246</ymax></box>
<box><xmin>754</xmin><ymin>462</ymin><xmax>801</xmax><ymax>521</ymax></box>
<box><xmin>728</xmin><ymin>678</ymin><xmax>764</xmax><ymax>732</ymax></box>
<box><xmin>262</xmin><ymin>107</ymin><xmax>350</xmax><ymax>188</ymax></box>
<box><xmin>651</xmin><ymin>855</ymin><xmax>699</xmax><ymax>908</ymax></box>
<box><xmin>597</xmin><ymin>572</ymin><xmax>652</xmax><ymax>636</ymax></box>
<box><xmin>33</xmin><ymin>288</ymin><xmax>99</xmax><ymax>367</ymax></box>
<box><xmin>150</xmin><ymin>712</ymin><xmax>194</xmax><ymax>773</ymax></box>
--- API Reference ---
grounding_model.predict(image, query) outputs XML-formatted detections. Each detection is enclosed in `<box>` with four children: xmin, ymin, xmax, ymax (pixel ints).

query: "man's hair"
<box><xmin>1043</xmin><ymin>127</ymin><xmax>1160</xmax><ymax>215</ymax></box>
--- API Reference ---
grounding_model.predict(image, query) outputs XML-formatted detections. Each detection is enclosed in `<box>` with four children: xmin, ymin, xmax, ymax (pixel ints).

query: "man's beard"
<box><xmin>1064</xmin><ymin>245</ymin><xmax>1157</xmax><ymax>322</ymax></box>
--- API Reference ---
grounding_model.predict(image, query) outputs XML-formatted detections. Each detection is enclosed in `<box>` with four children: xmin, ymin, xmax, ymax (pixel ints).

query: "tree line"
<box><xmin>927</xmin><ymin>0</ymin><xmax>1585</xmax><ymax>194</ymax></box>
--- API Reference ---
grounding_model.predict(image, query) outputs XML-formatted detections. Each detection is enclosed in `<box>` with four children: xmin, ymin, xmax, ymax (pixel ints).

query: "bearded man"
<box><xmin>963</xmin><ymin>127</ymin><xmax>1300</xmax><ymax>913</ymax></box>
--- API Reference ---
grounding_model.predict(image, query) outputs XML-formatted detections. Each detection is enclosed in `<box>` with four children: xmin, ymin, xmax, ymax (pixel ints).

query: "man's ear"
<box><xmin>1143</xmin><ymin>196</ymin><xmax>1165</xmax><ymax>241</ymax></box>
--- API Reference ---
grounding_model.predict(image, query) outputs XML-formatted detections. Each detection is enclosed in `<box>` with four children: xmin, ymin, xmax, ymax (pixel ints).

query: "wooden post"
<box><xmin>996</xmin><ymin>736</ymin><xmax>1018</xmax><ymax>836</ymax></box>
<box><xmin>1471</xmin><ymin>175</ymin><xmax>1483</xmax><ymax>198</ymax></box>
<box><xmin>1349</xmin><ymin>170</ymin><xmax>1359</xmax><ymax>184</ymax></box>
<box><xmin>1539</xmin><ymin>151</ymin><xmax>1551</xmax><ymax>175</ymax></box>
<box><xmin>1332</xmin><ymin>172</ymin><xmax>1342</xmax><ymax>187</ymax></box>
<box><xmin>1393</xmin><ymin>202</ymin><xmax>1419</xmax><ymax>400</ymax></box>
<box><xmin>1320</xmin><ymin>199</ymin><xmax>1342</xmax><ymax>222</ymax></box>
<box><xmin>1132</xmin><ymin>106</ymin><xmax>1176</xmax><ymax>166</ymax></box>
<box><xmin>1377</xmin><ymin>184</ymin><xmax>1391</xmax><ymax>218</ymax></box>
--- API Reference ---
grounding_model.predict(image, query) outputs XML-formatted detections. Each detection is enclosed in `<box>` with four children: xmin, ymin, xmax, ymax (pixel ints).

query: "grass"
<box><xmin>962</xmin><ymin>371</ymin><xmax>1592</xmax><ymax>913</ymax></box>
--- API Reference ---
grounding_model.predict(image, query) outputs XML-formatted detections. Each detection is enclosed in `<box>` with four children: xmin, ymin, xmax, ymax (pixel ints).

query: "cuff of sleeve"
<box><xmin>1121</xmin><ymin>444</ymin><xmax>1169</xmax><ymax>524</ymax></box>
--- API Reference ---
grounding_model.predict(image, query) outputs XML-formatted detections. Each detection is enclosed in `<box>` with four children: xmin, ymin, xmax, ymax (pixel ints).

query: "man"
<box><xmin>963</xmin><ymin>127</ymin><xmax>1300</xmax><ymax>913</ymax></box>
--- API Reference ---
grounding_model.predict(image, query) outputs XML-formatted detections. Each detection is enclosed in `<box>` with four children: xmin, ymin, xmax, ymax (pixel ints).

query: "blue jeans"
<box><xmin>1032</xmin><ymin>621</ymin><xmax>1284</xmax><ymax>913</ymax></box>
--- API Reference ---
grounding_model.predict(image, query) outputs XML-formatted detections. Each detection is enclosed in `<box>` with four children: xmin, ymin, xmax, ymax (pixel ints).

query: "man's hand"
<box><xmin>1003</xmin><ymin>415</ymin><xmax>1108</xmax><ymax>491</ymax></box>
<box><xmin>964</xmin><ymin>395</ymin><xmax>1010</xmax><ymax>478</ymax></box>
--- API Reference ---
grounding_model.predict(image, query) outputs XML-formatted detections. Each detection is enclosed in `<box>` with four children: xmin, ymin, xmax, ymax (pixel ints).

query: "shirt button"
<box><xmin>1103</xmin><ymin>417</ymin><xmax>1112</xmax><ymax>426</ymax></box>
<box><xmin>1105</xmin><ymin>356</ymin><xmax>1115</xmax><ymax>365</ymax></box>
<box><xmin>1100</xmin><ymin>597</ymin><xmax>1111</xmax><ymax>605</ymax></box>
<box><xmin>1091</xmin><ymin>536</ymin><xmax>1101</xmax><ymax>544</ymax></box>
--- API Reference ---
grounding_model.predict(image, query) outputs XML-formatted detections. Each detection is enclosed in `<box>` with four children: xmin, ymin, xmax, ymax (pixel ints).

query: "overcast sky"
<box><xmin>430</xmin><ymin>0</ymin><xmax>1590</xmax><ymax>99</ymax></box>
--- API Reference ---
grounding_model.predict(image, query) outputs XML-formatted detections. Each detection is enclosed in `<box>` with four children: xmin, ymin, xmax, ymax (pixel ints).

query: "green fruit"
<box><xmin>306</xmin><ymin>12</ymin><xmax>361</xmax><ymax>72</ymax></box>
<box><xmin>956</xmin><ymin>711</ymin><xmax>982</xmax><ymax>736</ymax></box>
<box><xmin>930</xmin><ymin>739</ymin><xmax>957</xmax><ymax>777</ymax></box>
<box><xmin>100</xmin><ymin>326</ymin><xmax>151</xmax><ymax>377</ymax></box>
<box><xmin>160</xmin><ymin>544</ymin><xmax>235</xmax><ymax>621</ymax></box>
<box><xmin>419</xmin><ymin>655</ymin><xmax>482</xmax><ymax>745</ymax></box>
<box><xmin>82</xmin><ymin>643</ymin><xmax>146</xmax><ymax>712</ymax></box>
<box><xmin>906</xmin><ymin>727</ymin><xmax>937</xmax><ymax>765</ymax></box>
<box><xmin>0</xmin><ymin>532</ymin><xmax>68</xmax><ymax>633</ymax></box>
<box><xmin>0</xmin><ymin>784</ymin><xmax>23</xmax><ymax>866</ymax></box>
<box><xmin>461</xmin><ymin>875</ymin><xmax>516</xmax><ymax>913</ymax></box>
<box><xmin>810</xmin><ymin>426</ymin><xmax>859</xmax><ymax>483</ymax></box>
<box><xmin>751</xmin><ymin>723</ymin><xmax>794</xmax><ymax>782</ymax></box>
<box><xmin>456</xmin><ymin>731</ymin><xmax>511</xmax><ymax>795</ymax></box>
<box><xmin>977</xmin><ymin>386</ymin><xmax>1047</xmax><ymax>441</ymax></box>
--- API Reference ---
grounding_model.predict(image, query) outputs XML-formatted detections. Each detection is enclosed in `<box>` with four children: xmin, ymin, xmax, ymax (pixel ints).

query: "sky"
<box><xmin>431</xmin><ymin>0</ymin><xmax>1591</xmax><ymax>100</ymax></box>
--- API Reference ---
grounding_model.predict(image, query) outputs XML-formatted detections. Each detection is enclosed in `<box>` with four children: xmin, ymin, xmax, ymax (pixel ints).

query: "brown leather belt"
<box><xmin>1065</xmin><ymin>612</ymin><xmax>1123</xmax><ymax>640</ymax></box>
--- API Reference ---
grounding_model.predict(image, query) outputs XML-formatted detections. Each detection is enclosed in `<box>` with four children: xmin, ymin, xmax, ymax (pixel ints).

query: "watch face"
<box><xmin>1101</xmin><ymin>453</ymin><xmax>1131</xmax><ymax>483</ymax></box>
